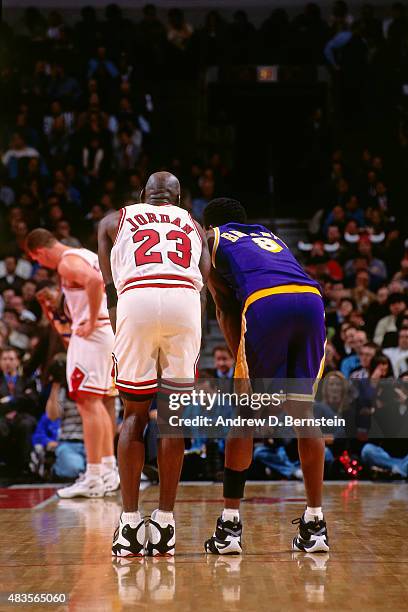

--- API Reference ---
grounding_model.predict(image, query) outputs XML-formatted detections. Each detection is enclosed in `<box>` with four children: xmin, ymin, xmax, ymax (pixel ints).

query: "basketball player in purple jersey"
<box><xmin>203</xmin><ymin>198</ymin><xmax>329</xmax><ymax>554</ymax></box>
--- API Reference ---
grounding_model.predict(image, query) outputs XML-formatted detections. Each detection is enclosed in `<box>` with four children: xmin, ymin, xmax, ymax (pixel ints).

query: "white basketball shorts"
<box><xmin>112</xmin><ymin>287</ymin><xmax>201</xmax><ymax>396</ymax></box>
<box><xmin>66</xmin><ymin>324</ymin><xmax>116</xmax><ymax>400</ymax></box>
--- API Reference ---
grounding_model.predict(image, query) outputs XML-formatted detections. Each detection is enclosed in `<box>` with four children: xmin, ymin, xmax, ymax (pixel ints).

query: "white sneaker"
<box><xmin>112</xmin><ymin>513</ymin><xmax>146</xmax><ymax>557</ymax></box>
<box><xmin>145</xmin><ymin>510</ymin><xmax>175</xmax><ymax>556</ymax></box>
<box><xmin>103</xmin><ymin>467</ymin><xmax>120</xmax><ymax>492</ymax></box>
<box><xmin>57</xmin><ymin>475</ymin><xmax>105</xmax><ymax>499</ymax></box>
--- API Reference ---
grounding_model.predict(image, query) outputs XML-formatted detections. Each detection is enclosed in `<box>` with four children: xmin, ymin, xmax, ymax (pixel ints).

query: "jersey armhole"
<box><xmin>211</xmin><ymin>227</ymin><xmax>220</xmax><ymax>269</ymax></box>
<box><xmin>188</xmin><ymin>213</ymin><xmax>203</xmax><ymax>244</ymax></box>
<box><xmin>113</xmin><ymin>208</ymin><xmax>126</xmax><ymax>246</ymax></box>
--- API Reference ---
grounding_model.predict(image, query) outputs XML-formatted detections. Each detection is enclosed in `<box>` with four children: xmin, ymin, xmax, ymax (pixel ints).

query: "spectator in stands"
<box><xmin>324</xmin><ymin>341</ymin><xmax>341</xmax><ymax>373</ymax></box>
<box><xmin>21</xmin><ymin>281</ymin><xmax>42</xmax><ymax>320</ymax></box>
<box><xmin>326</xmin><ymin>296</ymin><xmax>354</xmax><ymax>330</ymax></box>
<box><xmin>374</xmin><ymin>293</ymin><xmax>407</xmax><ymax>346</ymax></box>
<box><xmin>356</xmin><ymin>3</ymin><xmax>383</xmax><ymax>43</ymax></box>
<box><xmin>44</xmin><ymin>355</ymin><xmax>85</xmax><ymax>479</ymax></box>
<box><xmin>350</xmin><ymin>269</ymin><xmax>377</xmax><ymax>311</ymax></box>
<box><xmin>210</xmin><ymin>345</ymin><xmax>234</xmax><ymax>379</ymax></box>
<box><xmin>350</xmin><ymin>341</ymin><xmax>378</xmax><ymax>379</ymax></box>
<box><xmin>10</xmin><ymin>295</ymin><xmax>37</xmax><ymax>323</ymax></box>
<box><xmin>365</xmin><ymin>285</ymin><xmax>389</xmax><ymax>337</ymax></box>
<box><xmin>88</xmin><ymin>46</ymin><xmax>119</xmax><ymax>81</ymax></box>
<box><xmin>167</xmin><ymin>8</ymin><xmax>193</xmax><ymax>51</ymax></box>
<box><xmin>0</xmin><ymin>256</ymin><xmax>24</xmax><ymax>293</ymax></box>
<box><xmin>0</xmin><ymin>169</ymin><xmax>15</xmax><ymax>207</ymax></box>
<box><xmin>383</xmin><ymin>2</ymin><xmax>407</xmax><ymax>40</ymax></box>
<box><xmin>3</xmin><ymin>309</ymin><xmax>30</xmax><ymax>351</ymax></box>
<box><xmin>313</xmin><ymin>370</ymin><xmax>348</xmax><ymax>462</ymax></box>
<box><xmin>323</xmin><ymin>204</ymin><xmax>346</xmax><ymax>235</ymax></box>
<box><xmin>341</xmin><ymin>329</ymin><xmax>368</xmax><ymax>378</ymax></box>
<box><xmin>54</xmin><ymin>220</ymin><xmax>81</xmax><ymax>248</ymax></box>
<box><xmin>392</xmin><ymin>256</ymin><xmax>408</xmax><ymax>289</ymax></box>
<box><xmin>345</xmin><ymin>195</ymin><xmax>365</xmax><ymax>226</ymax></box>
<box><xmin>114</xmin><ymin>129</ymin><xmax>142</xmax><ymax>172</ymax></box>
<box><xmin>1</xmin><ymin>132</ymin><xmax>40</xmax><ymax>180</ymax></box>
<box><xmin>253</xmin><ymin>439</ymin><xmax>303</xmax><ymax>481</ymax></box>
<box><xmin>361</xmin><ymin>438</ymin><xmax>408</xmax><ymax>478</ymax></box>
<box><xmin>291</xmin><ymin>3</ymin><xmax>329</xmax><ymax>65</ymax></box>
<box><xmin>383</xmin><ymin>328</ymin><xmax>408</xmax><ymax>376</ymax></box>
<box><xmin>192</xmin><ymin>177</ymin><xmax>215</xmax><ymax>222</ymax></box>
<box><xmin>0</xmin><ymin>347</ymin><xmax>39</xmax><ymax>475</ymax></box>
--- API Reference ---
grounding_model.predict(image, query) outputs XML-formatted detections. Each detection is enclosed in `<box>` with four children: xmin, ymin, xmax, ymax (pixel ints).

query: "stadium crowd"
<box><xmin>0</xmin><ymin>2</ymin><xmax>408</xmax><ymax>483</ymax></box>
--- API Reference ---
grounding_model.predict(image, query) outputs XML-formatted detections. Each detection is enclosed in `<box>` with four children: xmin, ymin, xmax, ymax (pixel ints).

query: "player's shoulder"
<box><xmin>99</xmin><ymin>209</ymin><xmax>123</xmax><ymax>238</ymax></box>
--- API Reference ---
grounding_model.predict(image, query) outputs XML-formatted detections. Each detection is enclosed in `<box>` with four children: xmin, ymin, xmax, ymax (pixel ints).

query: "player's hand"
<box><xmin>75</xmin><ymin>320</ymin><xmax>95</xmax><ymax>337</ymax></box>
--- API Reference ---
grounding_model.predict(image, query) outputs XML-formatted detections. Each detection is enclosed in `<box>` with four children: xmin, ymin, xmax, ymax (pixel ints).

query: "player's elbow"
<box><xmin>87</xmin><ymin>274</ymin><xmax>104</xmax><ymax>293</ymax></box>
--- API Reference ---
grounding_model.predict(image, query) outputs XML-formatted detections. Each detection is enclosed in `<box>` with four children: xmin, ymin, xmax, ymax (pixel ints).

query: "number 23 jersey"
<box><xmin>111</xmin><ymin>203</ymin><xmax>203</xmax><ymax>294</ymax></box>
<box><xmin>212</xmin><ymin>222</ymin><xmax>321</xmax><ymax>305</ymax></box>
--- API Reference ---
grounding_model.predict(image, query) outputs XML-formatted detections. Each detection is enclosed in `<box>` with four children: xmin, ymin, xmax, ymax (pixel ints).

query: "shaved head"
<box><xmin>143</xmin><ymin>171</ymin><xmax>180</xmax><ymax>206</ymax></box>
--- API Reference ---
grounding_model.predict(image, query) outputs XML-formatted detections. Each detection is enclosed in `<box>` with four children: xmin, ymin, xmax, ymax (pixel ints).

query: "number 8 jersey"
<box><xmin>111</xmin><ymin>203</ymin><xmax>203</xmax><ymax>295</ymax></box>
<box><xmin>212</xmin><ymin>222</ymin><xmax>321</xmax><ymax>305</ymax></box>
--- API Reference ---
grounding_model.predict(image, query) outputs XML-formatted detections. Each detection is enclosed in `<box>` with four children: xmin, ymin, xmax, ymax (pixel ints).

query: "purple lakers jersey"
<box><xmin>212</xmin><ymin>223</ymin><xmax>321</xmax><ymax>304</ymax></box>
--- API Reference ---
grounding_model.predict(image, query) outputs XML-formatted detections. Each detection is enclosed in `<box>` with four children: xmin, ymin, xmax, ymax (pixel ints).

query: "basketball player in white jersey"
<box><xmin>98</xmin><ymin>171</ymin><xmax>210</xmax><ymax>556</ymax></box>
<box><xmin>26</xmin><ymin>229</ymin><xmax>120</xmax><ymax>498</ymax></box>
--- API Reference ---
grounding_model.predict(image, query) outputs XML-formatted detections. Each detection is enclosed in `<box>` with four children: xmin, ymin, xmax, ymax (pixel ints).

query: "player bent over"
<box><xmin>98</xmin><ymin>171</ymin><xmax>210</xmax><ymax>556</ymax></box>
<box><xmin>202</xmin><ymin>199</ymin><xmax>329</xmax><ymax>554</ymax></box>
<box><xmin>26</xmin><ymin>230</ymin><xmax>119</xmax><ymax>498</ymax></box>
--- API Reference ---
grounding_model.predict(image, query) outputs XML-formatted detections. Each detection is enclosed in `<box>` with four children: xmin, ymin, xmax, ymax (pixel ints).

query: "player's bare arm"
<box><xmin>98</xmin><ymin>211</ymin><xmax>121</xmax><ymax>333</ymax></box>
<box><xmin>207</xmin><ymin>229</ymin><xmax>242</xmax><ymax>357</ymax></box>
<box><xmin>57</xmin><ymin>254</ymin><xmax>104</xmax><ymax>338</ymax></box>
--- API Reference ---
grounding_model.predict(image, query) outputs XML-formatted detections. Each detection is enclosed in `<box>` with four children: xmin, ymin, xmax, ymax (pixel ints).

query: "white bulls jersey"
<box><xmin>61</xmin><ymin>248</ymin><xmax>109</xmax><ymax>332</ymax></box>
<box><xmin>111</xmin><ymin>203</ymin><xmax>203</xmax><ymax>295</ymax></box>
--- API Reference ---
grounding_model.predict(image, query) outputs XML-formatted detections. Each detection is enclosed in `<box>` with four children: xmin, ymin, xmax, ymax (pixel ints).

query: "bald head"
<box><xmin>144</xmin><ymin>172</ymin><xmax>180</xmax><ymax>206</ymax></box>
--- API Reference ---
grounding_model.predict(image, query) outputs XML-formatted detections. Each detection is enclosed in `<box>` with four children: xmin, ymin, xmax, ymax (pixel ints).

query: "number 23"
<box><xmin>133</xmin><ymin>229</ymin><xmax>192</xmax><ymax>269</ymax></box>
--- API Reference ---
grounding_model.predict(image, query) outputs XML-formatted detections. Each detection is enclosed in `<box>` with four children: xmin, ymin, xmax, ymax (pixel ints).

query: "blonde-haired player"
<box><xmin>26</xmin><ymin>229</ymin><xmax>119</xmax><ymax>498</ymax></box>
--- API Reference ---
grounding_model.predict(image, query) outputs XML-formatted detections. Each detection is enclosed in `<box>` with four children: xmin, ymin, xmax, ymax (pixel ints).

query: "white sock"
<box><xmin>85</xmin><ymin>463</ymin><xmax>103</xmax><ymax>478</ymax></box>
<box><xmin>222</xmin><ymin>508</ymin><xmax>240</xmax><ymax>522</ymax></box>
<box><xmin>152</xmin><ymin>509</ymin><xmax>174</xmax><ymax>524</ymax></box>
<box><xmin>102</xmin><ymin>456</ymin><xmax>117</xmax><ymax>472</ymax></box>
<box><xmin>304</xmin><ymin>506</ymin><xmax>323</xmax><ymax>522</ymax></box>
<box><xmin>122</xmin><ymin>511</ymin><xmax>142</xmax><ymax>528</ymax></box>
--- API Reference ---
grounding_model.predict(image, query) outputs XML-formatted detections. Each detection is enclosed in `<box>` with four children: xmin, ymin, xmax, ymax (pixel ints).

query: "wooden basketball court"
<box><xmin>1</xmin><ymin>481</ymin><xmax>407</xmax><ymax>611</ymax></box>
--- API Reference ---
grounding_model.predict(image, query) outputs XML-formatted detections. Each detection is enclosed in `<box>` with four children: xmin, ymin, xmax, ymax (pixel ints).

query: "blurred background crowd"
<box><xmin>0</xmin><ymin>1</ymin><xmax>408</xmax><ymax>484</ymax></box>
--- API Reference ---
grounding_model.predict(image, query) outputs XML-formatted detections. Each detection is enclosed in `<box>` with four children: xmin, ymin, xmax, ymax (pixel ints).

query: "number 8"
<box><xmin>252</xmin><ymin>237</ymin><xmax>282</xmax><ymax>253</ymax></box>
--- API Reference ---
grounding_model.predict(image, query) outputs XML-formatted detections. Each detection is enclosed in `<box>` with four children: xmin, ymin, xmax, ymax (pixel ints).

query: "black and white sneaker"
<box><xmin>112</xmin><ymin>514</ymin><xmax>146</xmax><ymax>557</ymax></box>
<box><xmin>145</xmin><ymin>510</ymin><xmax>175</xmax><ymax>557</ymax></box>
<box><xmin>292</xmin><ymin>514</ymin><xmax>329</xmax><ymax>553</ymax></box>
<box><xmin>204</xmin><ymin>516</ymin><xmax>242</xmax><ymax>555</ymax></box>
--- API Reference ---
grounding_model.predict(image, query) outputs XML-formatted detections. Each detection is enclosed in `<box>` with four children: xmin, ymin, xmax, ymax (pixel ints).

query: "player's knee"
<box><xmin>77</xmin><ymin>396</ymin><xmax>102</xmax><ymax>415</ymax></box>
<box><xmin>121</xmin><ymin>411</ymin><xmax>147</xmax><ymax>441</ymax></box>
